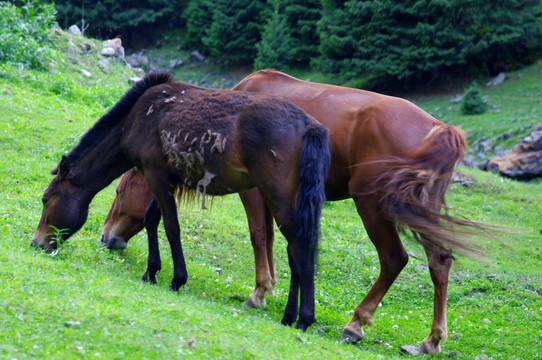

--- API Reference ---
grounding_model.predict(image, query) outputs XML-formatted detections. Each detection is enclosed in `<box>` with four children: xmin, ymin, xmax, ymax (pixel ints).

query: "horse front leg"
<box><xmin>401</xmin><ymin>244</ymin><xmax>452</xmax><ymax>355</ymax></box>
<box><xmin>239</xmin><ymin>189</ymin><xmax>276</xmax><ymax>308</ymax></box>
<box><xmin>142</xmin><ymin>198</ymin><xmax>162</xmax><ymax>284</ymax></box>
<box><xmin>146</xmin><ymin>175</ymin><xmax>187</xmax><ymax>291</ymax></box>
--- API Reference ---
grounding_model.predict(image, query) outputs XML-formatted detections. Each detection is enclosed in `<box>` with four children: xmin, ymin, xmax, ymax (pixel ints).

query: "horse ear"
<box><xmin>57</xmin><ymin>155</ymin><xmax>71</xmax><ymax>181</ymax></box>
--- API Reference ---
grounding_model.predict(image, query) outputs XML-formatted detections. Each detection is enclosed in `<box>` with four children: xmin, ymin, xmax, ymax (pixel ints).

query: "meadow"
<box><xmin>0</xmin><ymin>32</ymin><xmax>541</xmax><ymax>359</ymax></box>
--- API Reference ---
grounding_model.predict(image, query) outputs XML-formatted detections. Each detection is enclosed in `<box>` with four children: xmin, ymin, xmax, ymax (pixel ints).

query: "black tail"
<box><xmin>295</xmin><ymin>124</ymin><xmax>331</xmax><ymax>270</ymax></box>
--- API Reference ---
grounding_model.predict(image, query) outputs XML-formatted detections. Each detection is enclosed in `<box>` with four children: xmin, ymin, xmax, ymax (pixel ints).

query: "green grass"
<box><xmin>0</xmin><ymin>31</ymin><xmax>541</xmax><ymax>359</ymax></box>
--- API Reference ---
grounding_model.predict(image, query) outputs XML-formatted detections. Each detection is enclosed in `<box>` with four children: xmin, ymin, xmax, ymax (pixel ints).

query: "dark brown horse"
<box><xmin>32</xmin><ymin>73</ymin><xmax>331</xmax><ymax>331</ymax></box>
<box><xmin>233</xmin><ymin>70</ymin><xmax>479</xmax><ymax>354</ymax></box>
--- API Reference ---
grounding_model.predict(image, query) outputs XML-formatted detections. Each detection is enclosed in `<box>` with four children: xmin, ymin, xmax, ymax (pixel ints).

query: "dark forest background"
<box><xmin>53</xmin><ymin>0</ymin><xmax>542</xmax><ymax>89</ymax></box>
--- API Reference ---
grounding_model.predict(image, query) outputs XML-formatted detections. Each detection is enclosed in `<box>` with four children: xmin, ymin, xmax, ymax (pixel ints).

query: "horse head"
<box><xmin>100</xmin><ymin>168</ymin><xmax>151</xmax><ymax>249</ymax></box>
<box><xmin>32</xmin><ymin>156</ymin><xmax>89</xmax><ymax>252</ymax></box>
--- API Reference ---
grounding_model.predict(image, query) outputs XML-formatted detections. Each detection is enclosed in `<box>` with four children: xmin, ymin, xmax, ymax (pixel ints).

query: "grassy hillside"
<box><xmin>0</xmin><ymin>30</ymin><xmax>541</xmax><ymax>359</ymax></box>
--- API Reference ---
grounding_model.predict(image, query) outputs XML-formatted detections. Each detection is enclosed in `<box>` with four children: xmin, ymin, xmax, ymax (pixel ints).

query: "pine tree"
<box><xmin>182</xmin><ymin>0</ymin><xmax>213</xmax><ymax>52</ymax></box>
<box><xmin>254</xmin><ymin>4</ymin><xmax>292</xmax><ymax>70</ymax></box>
<box><xmin>314</xmin><ymin>0</ymin><xmax>542</xmax><ymax>87</ymax></box>
<box><xmin>279</xmin><ymin>0</ymin><xmax>322</xmax><ymax>65</ymax></box>
<box><xmin>202</xmin><ymin>0</ymin><xmax>266</xmax><ymax>63</ymax></box>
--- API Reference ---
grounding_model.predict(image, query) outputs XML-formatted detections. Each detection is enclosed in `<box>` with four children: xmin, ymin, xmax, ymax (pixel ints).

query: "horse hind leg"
<box><xmin>342</xmin><ymin>195</ymin><xmax>409</xmax><ymax>343</ymax></box>
<box><xmin>401</xmin><ymin>239</ymin><xmax>452</xmax><ymax>355</ymax></box>
<box><xmin>239</xmin><ymin>189</ymin><xmax>276</xmax><ymax>308</ymax></box>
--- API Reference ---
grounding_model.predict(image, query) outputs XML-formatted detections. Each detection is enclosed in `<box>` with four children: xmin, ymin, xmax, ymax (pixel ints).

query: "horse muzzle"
<box><xmin>31</xmin><ymin>237</ymin><xmax>56</xmax><ymax>253</ymax></box>
<box><xmin>100</xmin><ymin>233</ymin><xmax>128</xmax><ymax>250</ymax></box>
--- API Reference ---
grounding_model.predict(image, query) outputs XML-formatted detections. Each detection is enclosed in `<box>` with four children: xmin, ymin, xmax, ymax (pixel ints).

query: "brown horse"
<box><xmin>233</xmin><ymin>70</ymin><xmax>480</xmax><ymax>354</ymax></box>
<box><xmin>100</xmin><ymin>169</ymin><xmax>277</xmax><ymax>307</ymax></box>
<box><xmin>32</xmin><ymin>73</ymin><xmax>331</xmax><ymax>331</ymax></box>
<box><xmin>101</xmin><ymin>167</ymin><xmax>152</xmax><ymax>250</ymax></box>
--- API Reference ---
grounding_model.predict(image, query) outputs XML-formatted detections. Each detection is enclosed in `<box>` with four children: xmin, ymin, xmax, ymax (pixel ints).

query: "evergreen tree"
<box><xmin>279</xmin><ymin>0</ymin><xmax>322</xmax><ymax>65</ymax></box>
<box><xmin>202</xmin><ymin>0</ymin><xmax>266</xmax><ymax>63</ymax></box>
<box><xmin>182</xmin><ymin>0</ymin><xmax>213</xmax><ymax>52</ymax></box>
<box><xmin>314</xmin><ymin>0</ymin><xmax>542</xmax><ymax>87</ymax></box>
<box><xmin>55</xmin><ymin>0</ymin><xmax>175</xmax><ymax>37</ymax></box>
<box><xmin>254</xmin><ymin>4</ymin><xmax>292</xmax><ymax>70</ymax></box>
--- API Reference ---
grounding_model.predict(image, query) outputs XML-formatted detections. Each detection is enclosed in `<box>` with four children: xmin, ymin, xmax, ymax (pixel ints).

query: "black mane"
<box><xmin>64</xmin><ymin>73</ymin><xmax>173</xmax><ymax>167</ymax></box>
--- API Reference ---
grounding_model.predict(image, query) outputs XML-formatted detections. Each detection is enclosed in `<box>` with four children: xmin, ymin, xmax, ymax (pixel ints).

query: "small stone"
<box><xmin>68</xmin><ymin>25</ymin><xmax>81</xmax><ymax>36</ymax></box>
<box><xmin>101</xmin><ymin>47</ymin><xmax>116</xmax><ymax>57</ymax></box>
<box><xmin>80</xmin><ymin>69</ymin><xmax>92</xmax><ymax>77</ymax></box>
<box><xmin>482</xmin><ymin>318</ymin><xmax>491</xmax><ymax>323</ymax></box>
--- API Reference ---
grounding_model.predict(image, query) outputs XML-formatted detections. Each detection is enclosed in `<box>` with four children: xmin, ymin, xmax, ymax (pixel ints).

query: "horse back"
<box><xmin>123</xmin><ymin>80</ymin><xmax>320</xmax><ymax>197</ymax></box>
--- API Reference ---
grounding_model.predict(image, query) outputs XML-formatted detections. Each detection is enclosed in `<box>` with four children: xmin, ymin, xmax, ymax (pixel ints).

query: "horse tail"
<box><xmin>295</xmin><ymin>124</ymin><xmax>331</xmax><ymax>269</ymax></box>
<box><xmin>374</xmin><ymin>124</ymin><xmax>494</xmax><ymax>258</ymax></box>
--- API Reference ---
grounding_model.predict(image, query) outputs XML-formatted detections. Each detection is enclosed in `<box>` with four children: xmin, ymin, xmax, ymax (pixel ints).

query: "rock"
<box><xmin>449</xmin><ymin>94</ymin><xmax>463</xmax><ymax>104</ymax></box>
<box><xmin>99</xmin><ymin>58</ymin><xmax>110</xmax><ymax>69</ymax></box>
<box><xmin>80</xmin><ymin>69</ymin><xmax>92</xmax><ymax>77</ymax></box>
<box><xmin>68</xmin><ymin>56</ymin><xmax>78</xmax><ymax>64</ymax></box>
<box><xmin>486</xmin><ymin>124</ymin><xmax>542</xmax><ymax>180</ymax></box>
<box><xmin>190</xmin><ymin>50</ymin><xmax>205</xmax><ymax>62</ymax></box>
<box><xmin>68</xmin><ymin>25</ymin><xmax>82</xmax><ymax>36</ymax></box>
<box><xmin>169</xmin><ymin>59</ymin><xmax>184</xmax><ymax>69</ymax></box>
<box><xmin>101</xmin><ymin>47</ymin><xmax>116</xmax><ymax>57</ymax></box>
<box><xmin>101</xmin><ymin>38</ymin><xmax>125</xmax><ymax>59</ymax></box>
<box><xmin>486</xmin><ymin>72</ymin><xmax>506</xmax><ymax>87</ymax></box>
<box><xmin>126</xmin><ymin>54</ymin><xmax>150</xmax><ymax>68</ymax></box>
<box><xmin>487</xmin><ymin>151</ymin><xmax>542</xmax><ymax>180</ymax></box>
<box><xmin>415</xmin><ymin>264</ymin><xmax>429</xmax><ymax>271</ymax></box>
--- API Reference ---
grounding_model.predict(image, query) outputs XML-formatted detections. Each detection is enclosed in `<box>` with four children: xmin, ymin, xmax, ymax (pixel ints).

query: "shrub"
<box><xmin>461</xmin><ymin>82</ymin><xmax>487</xmax><ymax>115</ymax></box>
<box><xmin>0</xmin><ymin>0</ymin><xmax>57</xmax><ymax>70</ymax></box>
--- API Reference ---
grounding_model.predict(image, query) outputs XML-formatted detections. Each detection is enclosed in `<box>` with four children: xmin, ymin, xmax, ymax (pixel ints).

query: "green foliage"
<box><xmin>253</xmin><ymin>4</ymin><xmax>292</xmax><ymax>71</ymax></box>
<box><xmin>275</xmin><ymin>0</ymin><xmax>321</xmax><ymax>65</ymax></box>
<box><xmin>181</xmin><ymin>0</ymin><xmax>213</xmax><ymax>52</ymax></box>
<box><xmin>461</xmin><ymin>82</ymin><xmax>488</xmax><ymax>115</ymax></box>
<box><xmin>314</xmin><ymin>0</ymin><xmax>542</xmax><ymax>85</ymax></box>
<box><xmin>54</xmin><ymin>0</ymin><xmax>175</xmax><ymax>36</ymax></box>
<box><xmin>201</xmin><ymin>0</ymin><xmax>266</xmax><ymax>63</ymax></box>
<box><xmin>0</xmin><ymin>0</ymin><xmax>58</xmax><ymax>70</ymax></box>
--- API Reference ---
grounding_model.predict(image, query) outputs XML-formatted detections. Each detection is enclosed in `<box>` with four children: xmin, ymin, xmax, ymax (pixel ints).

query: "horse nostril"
<box><xmin>100</xmin><ymin>234</ymin><xmax>107</xmax><ymax>246</ymax></box>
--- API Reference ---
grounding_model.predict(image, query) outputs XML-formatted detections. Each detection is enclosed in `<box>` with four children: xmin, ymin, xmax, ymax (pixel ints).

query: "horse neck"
<box><xmin>71</xmin><ymin>128</ymin><xmax>132</xmax><ymax>201</ymax></box>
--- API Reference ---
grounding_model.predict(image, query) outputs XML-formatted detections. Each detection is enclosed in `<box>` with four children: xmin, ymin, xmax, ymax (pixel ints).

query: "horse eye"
<box><xmin>42</xmin><ymin>197</ymin><xmax>49</xmax><ymax>205</ymax></box>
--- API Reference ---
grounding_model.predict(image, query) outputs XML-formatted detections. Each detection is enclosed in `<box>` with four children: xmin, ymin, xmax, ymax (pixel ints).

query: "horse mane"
<box><xmin>60</xmin><ymin>73</ymin><xmax>173</xmax><ymax>170</ymax></box>
<box><xmin>117</xmin><ymin>167</ymin><xmax>143</xmax><ymax>191</ymax></box>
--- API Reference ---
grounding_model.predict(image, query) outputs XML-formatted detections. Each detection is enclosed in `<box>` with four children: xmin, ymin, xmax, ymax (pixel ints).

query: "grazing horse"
<box><xmin>32</xmin><ymin>73</ymin><xmax>331</xmax><ymax>331</ymax></box>
<box><xmin>233</xmin><ymin>70</ymin><xmax>480</xmax><ymax>354</ymax></box>
<box><xmin>101</xmin><ymin>167</ymin><xmax>152</xmax><ymax>250</ymax></box>
<box><xmin>101</xmin><ymin>168</ymin><xmax>277</xmax><ymax>307</ymax></box>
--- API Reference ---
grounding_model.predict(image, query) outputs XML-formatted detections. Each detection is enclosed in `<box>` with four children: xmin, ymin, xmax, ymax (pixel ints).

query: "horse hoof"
<box><xmin>341</xmin><ymin>329</ymin><xmax>364</xmax><ymax>344</ymax></box>
<box><xmin>281</xmin><ymin>315</ymin><xmax>296</xmax><ymax>327</ymax></box>
<box><xmin>242</xmin><ymin>298</ymin><xmax>260</xmax><ymax>309</ymax></box>
<box><xmin>295</xmin><ymin>318</ymin><xmax>315</xmax><ymax>331</ymax></box>
<box><xmin>242</xmin><ymin>293</ymin><xmax>266</xmax><ymax>309</ymax></box>
<box><xmin>400</xmin><ymin>344</ymin><xmax>429</xmax><ymax>356</ymax></box>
